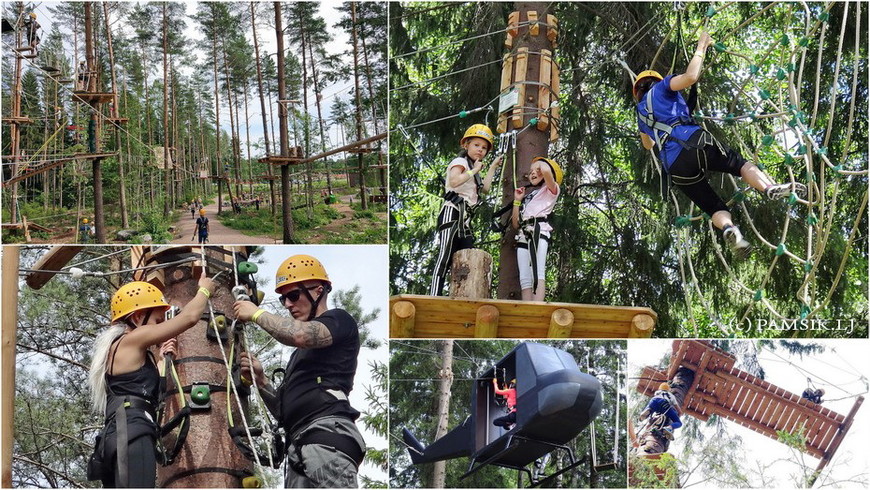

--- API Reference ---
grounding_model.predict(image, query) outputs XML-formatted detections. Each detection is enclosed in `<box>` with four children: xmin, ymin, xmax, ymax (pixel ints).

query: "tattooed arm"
<box><xmin>254</xmin><ymin>310</ymin><xmax>333</xmax><ymax>348</ymax></box>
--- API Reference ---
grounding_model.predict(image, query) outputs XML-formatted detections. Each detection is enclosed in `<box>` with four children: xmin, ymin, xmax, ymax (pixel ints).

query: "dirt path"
<box><xmin>171</xmin><ymin>202</ymin><xmax>274</xmax><ymax>244</ymax></box>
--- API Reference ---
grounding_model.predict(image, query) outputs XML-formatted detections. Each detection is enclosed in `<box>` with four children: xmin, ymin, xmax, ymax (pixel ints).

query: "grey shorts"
<box><xmin>284</xmin><ymin>416</ymin><xmax>366</xmax><ymax>488</ymax></box>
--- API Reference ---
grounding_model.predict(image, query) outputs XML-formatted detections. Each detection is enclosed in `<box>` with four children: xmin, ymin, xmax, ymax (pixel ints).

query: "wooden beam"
<box><xmin>297</xmin><ymin>132</ymin><xmax>386</xmax><ymax>164</ymax></box>
<box><xmin>24</xmin><ymin>246</ymin><xmax>85</xmax><ymax>289</ymax></box>
<box><xmin>2</xmin><ymin>246</ymin><xmax>20</xmax><ymax>488</ymax></box>
<box><xmin>812</xmin><ymin>396</ymin><xmax>864</xmax><ymax>485</ymax></box>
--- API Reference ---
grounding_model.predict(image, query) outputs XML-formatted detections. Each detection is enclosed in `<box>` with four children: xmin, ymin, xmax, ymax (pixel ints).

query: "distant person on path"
<box><xmin>189</xmin><ymin>201</ymin><xmax>196</xmax><ymax>219</ymax></box>
<box><xmin>193</xmin><ymin>209</ymin><xmax>209</xmax><ymax>243</ymax></box>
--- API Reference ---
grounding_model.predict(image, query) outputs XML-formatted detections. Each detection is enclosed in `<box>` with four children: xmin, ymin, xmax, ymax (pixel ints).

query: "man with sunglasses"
<box><xmin>233</xmin><ymin>254</ymin><xmax>365</xmax><ymax>488</ymax></box>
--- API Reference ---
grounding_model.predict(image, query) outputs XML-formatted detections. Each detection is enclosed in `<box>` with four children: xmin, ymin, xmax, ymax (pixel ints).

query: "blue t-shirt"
<box><xmin>636</xmin><ymin>74</ymin><xmax>702</xmax><ymax>170</ymax></box>
<box><xmin>645</xmin><ymin>396</ymin><xmax>683</xmax><ymax>429</ymax></box>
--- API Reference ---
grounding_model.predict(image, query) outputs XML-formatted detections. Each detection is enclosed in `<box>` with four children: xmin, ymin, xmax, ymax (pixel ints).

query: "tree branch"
<box><xmin>16</xmin><ymin>343</ymin><xmax>90</xmax><ymax>370</ymax></box>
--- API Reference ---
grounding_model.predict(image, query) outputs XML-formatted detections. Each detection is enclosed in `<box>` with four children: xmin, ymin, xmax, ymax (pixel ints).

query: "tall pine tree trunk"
<box><xmin>250</xmin><ymin>3</ymin><xmax>277</xmax><ymax>215</ymax></box>
<box><xmin>351</xmin><ymin>2</ymin><xmax>368</xmax><ymax>210</ymax></box>
<box><xmin>275</xmin><ymin>2</ymin><xmax>295</xmax><ymax>243</ymax></box>
<box><xmin>162</xmin><ymin>3</ymin><xmax>172</xmax><ymax>216</ymax></box>
<box><xmin>211</xmin><ymin>18</ymin><xmax>223</xmax><ymax>215</ymax></box>
<box><xmin>307</xmin><ymin>33</ymin><xmax>332</xmax><ymax>196</ymax></box>
<box><xmin>103</xmin><ymin>3</ymin><xmax>128</xmax><ymax>228</ymax></box>
<box><xmin>432</xmin><ymin>340</ymin><xmax>454</xmax><ymax>488</ymax></box>
<box><xmin>497</xmin><ymin>2</ymin><xmax>552</xmax><ymax>299</ymax></box>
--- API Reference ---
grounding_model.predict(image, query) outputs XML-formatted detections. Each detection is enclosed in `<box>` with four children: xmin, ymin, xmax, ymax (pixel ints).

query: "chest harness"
<box><xmin>441</xmin><ymin>156</ymin><xmax>484</xmax><ymax>236</ymax></box>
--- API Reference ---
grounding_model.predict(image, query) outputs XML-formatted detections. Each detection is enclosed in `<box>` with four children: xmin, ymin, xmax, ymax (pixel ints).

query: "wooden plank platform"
<box><xmin>71</xmin><ymin>91</ymin><xmax>115</xmax><ymax>104</ymax></box>
<box><xmin>257</xmin><ymin>156</ymin><xmax>305</xmax><ymax>165</ymax></box>
<box><xmin>390</xmin><ymin>294</ymin><xmax>657</xmax><ymax>338</ymax></box>
<box><xmin>636</xmin><ymin>340</ymin><xmax>863</xmax><ymax>466</ymax></box>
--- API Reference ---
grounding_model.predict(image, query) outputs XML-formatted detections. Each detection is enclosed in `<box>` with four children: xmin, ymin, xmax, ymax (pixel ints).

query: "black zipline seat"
<box><xmin>636</xmin><ymin>340</ymin><xmax>864</xmax><ymax>479</ymax></box>
<box><xmin>402</xmin><ymin>342</ymin><xmax>602</xmax><ymax>479</ymax></box>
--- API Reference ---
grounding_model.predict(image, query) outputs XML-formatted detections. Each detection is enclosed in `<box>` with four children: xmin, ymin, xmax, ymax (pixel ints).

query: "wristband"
<box><xmin>694</xmin><ymin>51</ymin><xmax>705</xmax><ymax>60</ymax></box>
<box><xmin>252</xmin><ymin>309</ymin><xmax>266</xmax><ymax>322</ymax></box>
<box><xmin>466</xmin><ymin>169</ymin><xmax>477</xmax><ymax>176</ymax></box>
<box><xmin>513</xmin><ymin>200</ymin><xmax>522</xmax><ymax>206</ymax></box>
<box><xmin>198</xmin><ymin>287</ymin><xmax>211</xmax><ymax>298</ymax></box>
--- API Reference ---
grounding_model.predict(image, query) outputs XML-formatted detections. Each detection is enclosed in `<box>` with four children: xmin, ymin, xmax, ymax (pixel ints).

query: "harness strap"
<box><xmin>116</xmin><ymin>401</ymin><xmax>129</xmax><ymax>488</ymax></box>
<box><xmin>297</xmin><ymin>429</ymin><xmax>365</xmax><ymax>468</ymax></box>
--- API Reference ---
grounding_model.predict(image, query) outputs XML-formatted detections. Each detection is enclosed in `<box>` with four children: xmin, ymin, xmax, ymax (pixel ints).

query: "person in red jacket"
<box><xmin>493</xmin><ymin>378</ymin><xmax>517</xmax><ymax>429</ymax></box>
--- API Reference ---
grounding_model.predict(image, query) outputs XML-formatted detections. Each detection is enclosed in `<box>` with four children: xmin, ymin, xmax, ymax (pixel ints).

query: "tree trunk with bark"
<box><xmin>350</xmin><ymin>2</ymin><xmax>368</xmax><ymax>210</ymax></box>
<box><xmin>432</xmin><ymin>339</ymin><xmax>454</xmax><ymax>488</ymax></box>
<box><xmin>496</xmin><ymin>2</ymin><xmax>552</xmax><ymax>300</ymax></box>
<box><xmin>275</xmin><ymin>2</ymin><xmax>295</xmax><ymax>243</ymax></box>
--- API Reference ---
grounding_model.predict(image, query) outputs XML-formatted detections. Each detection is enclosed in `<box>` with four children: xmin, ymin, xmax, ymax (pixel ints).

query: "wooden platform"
<box><xmin>637</xmin><ymin>340</ymin><xmax>863</xmax><ymax>471</ymax></box>
<box><xmin>2</xmin><ymin>152</ymin><xmax>117</xmax><ymax>187</ymax></box>
<box><xmin>390</xmin><ymin>294</ymin><xmax>657</xmax><ymax>338</ymax></box>
<box><xmin>257</xmin><ymin>155</ymin><xmax>305</xmax><ymax>165</ymax></box>
<box><xmin>71</xmin><ymin>91</ymin><xmax>115</xmax><ymax>104</ymax></box>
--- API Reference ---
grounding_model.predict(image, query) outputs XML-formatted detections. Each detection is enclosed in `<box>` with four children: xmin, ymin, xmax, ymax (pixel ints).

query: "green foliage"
<box><xmin>389</xmin><ymin>2</ymin><xmax>867</xmax><ymax>337</ymax></box>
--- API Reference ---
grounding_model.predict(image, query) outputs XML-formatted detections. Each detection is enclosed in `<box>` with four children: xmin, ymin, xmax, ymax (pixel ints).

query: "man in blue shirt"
<box><xmin>640</xmin><ymin>383</ymin><xmax>682</xmax><ymax>441</ymax></box>
<box><xmin>634</xmin><ymin>31</ymin><xmax>806</xmax><ymax>258</ymax></box>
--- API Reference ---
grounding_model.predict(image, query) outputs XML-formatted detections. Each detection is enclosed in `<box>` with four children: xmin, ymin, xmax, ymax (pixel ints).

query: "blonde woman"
<box><xmin>87</xmin><ymin>275</ymin><xmax>214</xmax><ymax>487</ymax></box>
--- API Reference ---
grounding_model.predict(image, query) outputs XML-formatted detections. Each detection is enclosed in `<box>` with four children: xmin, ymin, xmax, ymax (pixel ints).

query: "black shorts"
<box><xmin>668</xmin><ymin>130</ymin><xmax>747</xmax><ymax>216</ymax></box>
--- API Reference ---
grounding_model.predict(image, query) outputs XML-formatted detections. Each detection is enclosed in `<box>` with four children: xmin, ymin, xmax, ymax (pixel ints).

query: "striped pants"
<box><xmin>429</xmin><ymin>201</ymin><xmax>474</xmax><ymax>296</ymax></box>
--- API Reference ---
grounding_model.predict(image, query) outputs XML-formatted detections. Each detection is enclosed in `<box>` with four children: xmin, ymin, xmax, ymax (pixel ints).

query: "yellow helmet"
<box><xmin>199</xmin><ymin>209</ymin><xmax>206</xmax><ymax>215</ymax></box>
<box><xmin>111</xmin><ymin>281</ymin><xmax>170</xmax><ymax>322</ymax></box>
<box><xmin>275</xmin><ymin>254</ymin><xmax>331</xmax><ymax>293</ymax></box>
<box><xmin>82</xmin><ymin>218</ymin><xmax>89</xmax><ymax>224</ymax></box>
<box><xmin>29</xmin><ymin>12</ymin><xmax>37</xmax><ymax>20</ymax></box>
<box><xmin>460</xmin><ymin>124</ymin><xmax>494</xmax><ymax>150</ymax></box>
<box><xmin>533</xmin><ymin>157</ymin><xmax>564</xmax><ymax>185</ymax></box>
<box><xmin>659</xmin><ymin>382</ymin><xmax>671</xmax><ymax>391</ymax></box>
<box><xmin>510</xmin><ymin>378</ymin><xmax>517</xmax><ymax>385</ymax></box>
<box><xmin>633</xmin><ymin>69</ymin><xmax>663</xmax><ymax>100</ymax></box>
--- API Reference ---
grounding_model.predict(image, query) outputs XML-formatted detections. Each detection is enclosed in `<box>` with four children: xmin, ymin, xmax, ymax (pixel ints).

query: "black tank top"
<box><xmin>105</xmin><ymin>334</ymin><xmax>159</xmax><ymax>406</ymax></box>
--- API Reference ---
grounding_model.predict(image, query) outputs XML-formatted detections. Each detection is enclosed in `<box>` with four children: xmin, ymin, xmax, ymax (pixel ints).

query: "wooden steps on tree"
<box><xmin>636</xmin><ymin>340</ymin><xmax>863</xmax><ymax>469</ymax></box>
<box><xmin>390</xmin><ymin>294</ymin><xmax>656</xmax><ymax>338</ymax></box>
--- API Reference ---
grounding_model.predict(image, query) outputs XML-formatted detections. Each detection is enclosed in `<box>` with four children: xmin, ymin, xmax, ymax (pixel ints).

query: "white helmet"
<box><xmin>655</xmin><ymin>389</ymin><xmax>677</xmax><ymax>409</ymax></box>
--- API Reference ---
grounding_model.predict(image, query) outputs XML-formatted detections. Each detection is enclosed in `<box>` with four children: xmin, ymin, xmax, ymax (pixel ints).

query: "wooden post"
<box><xmin>448</xmin><ymin>249</ymin><xmax>492</xmax><ymax>299</ymax></box>
<box><xmin>474</xmin><ymin>305</ymin><xmax>500</xmax><ymax>338</ymax></box>
<box><xmin>275</xmin><ymin>2</ymin><xmax>295</xmax><ymax>243</ymax></box>
<box><xmin>547</xmin><ymin>308</ymin><xmax>573</xmax><ymax>337</ymax></box>
<box><xmin>390</xmin><ymin>300</ymin><xmax>416</xmax><ymax>338</ymax></box>
<box><xmin>497</xmin><ymin>3</ymin><xmax>554</xmax><ymax>300</ymax></box>
<box><xmin>629</xmin><ymin>313</ymin><xmax>655</xmax><ymax>338</ymax></box>
<box><xmin>2</xmin><ymin>246</ymin><xmax>20</xmax><ymax>488</ymax></box>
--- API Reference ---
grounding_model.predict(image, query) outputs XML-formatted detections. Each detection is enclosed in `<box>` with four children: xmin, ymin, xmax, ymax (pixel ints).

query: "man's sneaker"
<box><xmin>662</xmin><ymin>427</ymin><xmax>674</xmax><ymax>441</ymax></box>
<box><xmin>723</xmin><ymin>226</ymin><xmax>752</xmax><ymax>258</ymax></box>
<box><xmin>766</xmin><ymin>182</ymin><xmax>807</xmax><ymax>200</ymax></box>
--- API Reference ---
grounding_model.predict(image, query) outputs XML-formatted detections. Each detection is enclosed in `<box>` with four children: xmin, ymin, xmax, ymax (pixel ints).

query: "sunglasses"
<box><xmin>278</xmin><ymin>285</ymin><xmax>320</xmax><ymax>304</ymax></box>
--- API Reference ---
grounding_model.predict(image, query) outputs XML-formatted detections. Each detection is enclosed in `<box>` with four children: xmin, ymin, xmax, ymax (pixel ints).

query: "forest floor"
<box><xmin>171</xmin><ymin>202</ymin><xmax>274</xmax><ymax>244</ymax></box>
<box><xmin>302</xmin><ymin>193</ymin><xmax>388</xmax><ymax>243</ymax></box>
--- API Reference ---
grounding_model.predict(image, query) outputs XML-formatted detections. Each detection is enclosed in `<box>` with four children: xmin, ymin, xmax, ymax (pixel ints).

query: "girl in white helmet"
<box><xmin>430</xmin><ymin>124</ymin><xmax>503</xmax><ymax>296</ymax></box>
<box><xmin>87</xmin><ymin>274</ymin><xmax>215</xmax><ymax>487</ymax></box>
